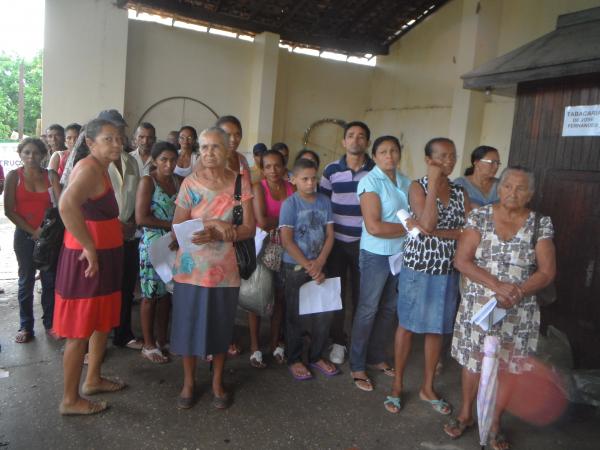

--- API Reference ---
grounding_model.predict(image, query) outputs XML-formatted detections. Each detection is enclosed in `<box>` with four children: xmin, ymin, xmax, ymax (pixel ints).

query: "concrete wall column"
<box><xmin>42</xmin><ymin>0</ymin><xmax>128</xmax><ymax>127</ymax></box>
<box><xmin>448</xmin><ymin>0</ymin><xmax>502</xmax><ymax>177</ymax></box>
<box><xmin>246</xmin><ymin>32</ymin><xmax>280</xmax><ymax>147</ymax></box>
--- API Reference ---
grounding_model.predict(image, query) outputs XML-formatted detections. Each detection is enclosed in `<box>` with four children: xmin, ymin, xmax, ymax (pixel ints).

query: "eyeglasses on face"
<box><xmin>179</xmin><ymin>136</ymin><xmax>195</xmax><ymax>142</ymax></box>
<box><xmin>479</xmin><ymin>159</ymin><xmax>501</xmax><ymax>166</ymax></box>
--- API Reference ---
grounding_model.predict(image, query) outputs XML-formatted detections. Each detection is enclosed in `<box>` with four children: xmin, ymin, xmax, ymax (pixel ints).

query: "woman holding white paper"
<box><xmin>170</xmin><ymin>127</ymin><xmax>255</xmax><ymax>410</ymax></box>
<box><xmin>390</xmin><ymin>137</ymin><xmax>470</xmax><ymax>415</ymax></box>
<box><xmin>444</xmin><ymin>167</ymin><xmax>555</xmax><ymax>449</ymax></box>
<box><xmin>349</xmin><ymin>136</ymin><xmax>412</xmax><ymax>394</ymax></box>
<box><xmin>135</xmin><ymin>141</ymin><xmax>181</xmax><ymax>363</ymax></box>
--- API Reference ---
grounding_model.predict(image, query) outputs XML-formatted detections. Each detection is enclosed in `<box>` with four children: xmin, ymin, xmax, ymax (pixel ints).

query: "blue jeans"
<box><xmin>349</xmin><ymin>250</ymin><xmax>398</xmax><ymax>372</ymax></box>
<box><xmin>14</xmin><ymin>228</ymin><xmax>55</xmax><ymax>334</ymax></box>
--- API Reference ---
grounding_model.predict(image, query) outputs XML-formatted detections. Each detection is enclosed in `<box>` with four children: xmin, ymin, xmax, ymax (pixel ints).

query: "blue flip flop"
<box><xmin>421</xmin><ymin>397</ymin><xmax>452</xmax><ymax>415</ymax></box>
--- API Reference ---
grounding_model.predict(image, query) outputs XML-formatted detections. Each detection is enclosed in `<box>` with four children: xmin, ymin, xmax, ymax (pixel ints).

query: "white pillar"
<box><xmin>246</xmin><ymin>32</ymin><xmax>280</xmax><ymax>147</ymax></box>
<box><xmin>448</xmin><ymin>0</ymin><xmax>502</xmax><ymax>177</ymax></box>
<box><xmin>42</xmin><ymin>0</ymin><xmax>128</xmax><ymax>127</ymax></box>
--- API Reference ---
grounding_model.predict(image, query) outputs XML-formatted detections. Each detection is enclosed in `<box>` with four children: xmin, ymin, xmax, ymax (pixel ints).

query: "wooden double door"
<box><xmin>509</xmin><ymin>74</ymin><xmax>600</xmax><ymax>368</ymax></box>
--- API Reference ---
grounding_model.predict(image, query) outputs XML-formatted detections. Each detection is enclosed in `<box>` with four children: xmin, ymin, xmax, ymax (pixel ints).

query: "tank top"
<box><xmin>15</xmin><ymin>167</ymin><xmax>51</xmax><ymax>229</ymax></box>
<box><xmin>261</xmin><ymin>179</ymin><xmax>294</xmax><ymax>218</ymax></box>
<box><xmin>174</xmin><ymin>151</ymin><xmax>198</xmax><ymax>178</ymax></box>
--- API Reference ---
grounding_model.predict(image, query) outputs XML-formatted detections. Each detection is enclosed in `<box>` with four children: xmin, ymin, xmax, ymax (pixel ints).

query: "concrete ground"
<box><xmin>0</xmin><ymin>204</ymin><xmax>598</xmax><ymax>450</ymax></box>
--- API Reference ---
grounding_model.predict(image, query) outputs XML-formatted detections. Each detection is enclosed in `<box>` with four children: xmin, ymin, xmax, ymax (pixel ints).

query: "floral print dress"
<box><xmin>139</xmin><ymin>176</ymin><xmax>180</xmax><ymax>299</ymax></box>
<box><xmin>451</xmin><ymin>204</ymin><xmax>554</xmax><ymax>373</ymax></box>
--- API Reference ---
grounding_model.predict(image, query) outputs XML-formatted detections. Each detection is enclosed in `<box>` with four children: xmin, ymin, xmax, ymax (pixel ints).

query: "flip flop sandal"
<box><xmin>59</xmin><ymin>400</ymin><xmax>108</xmax><ymax>416</ymax></box>
<box><xmin>15</xmin><ymin>330</ymin><xmax>33</xmax><ymax>344</ymax></box>
<box><xmin>272</xmin><ymin>346</ymin><xmax>285</xmax><ymax>364</ymax></box>
<box><xmin>353</xmin><ymin>377</ymin><xmax>374</xmax><ymax>392</ymax></box>
<box><xmin>288</xmin><ymin>365</ymin><xmax>313</xmax><ymax>381</ymax></box>
<box><xmin>421</xmin><ymin>397</ymin><xmax>452</xmax><ymax>415</ymax></box>
<box><xmin>82</xmin><ymin>378</ymin><xmax>127</xmax><ymax>396</ymax></box>
<box><xmin>212</xmin><ymin>392</ymin><xmax>232</xmax><ymax>410</ymax></box>
<box><xmin>380</xmin><ymin>367</ymin><xmax>395</xmax><ymax>377</ymax></box>
<box><xmin>177</xmin><ymin>395</ymin><xmax>195</xmax><ymax>410</ymax></box>
<box><xmin>250</xmin><ymin>351</ymin><xmax>267</xmax><ymax>369</ymax></box>
<box><xmin>384</xmin><ymin>396</ymin><xmax>402</xmax><ymax>413</ymax></box>
<box><xmin>227</xmin><ymin>344</ymin><xmax>242</xmax><ymax>356</ymax></box>
<box><xmin>125</xmin><ymin>339</ymin><xmax>144</xmax><ymax>350</ymax></box>
<box><xmin>489</xmin><ymin>432</ymin><xmax>511</xmax><ymax>450</ymax></box>
<box><xmin>444</xmin><ymin>417</ymin><xmax>474</xmax><ymax>439</ymax></box>
<box><xmin>309</xmin><ymin>362</ymin><xmax>340</xmax><ymax>377</ymax></box>
<box><xmin>142</xmin><ymin>346</ymin><xmax>169</xmax><ymax>364</ymax></box>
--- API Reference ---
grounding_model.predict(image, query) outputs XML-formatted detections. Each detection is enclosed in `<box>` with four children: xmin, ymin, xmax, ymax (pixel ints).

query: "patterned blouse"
<box><xmin>402</xmin><ymin>176</ymin><xmax>466</xmax><ymax>275</ymax></box>
<box><xmin>451</xmin><ymin>205</ymin><xmax>554</xmax><ymax>373</ymax></box>
<box><xmin>172</xmin><ymin>171</ymin><xmax>253</xmax><ymax>288</ymax></box>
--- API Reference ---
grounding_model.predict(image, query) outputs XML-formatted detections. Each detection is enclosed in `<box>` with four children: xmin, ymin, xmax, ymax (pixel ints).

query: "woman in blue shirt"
<box><xmin>349</xmin><ymin>136</ymin><xmax>416</xmax><ymax>394</ymax></box>
<box><xmin>454</xmin><ymin>146</ymin><xmax>501</xmax><ymax>207</ymax></box>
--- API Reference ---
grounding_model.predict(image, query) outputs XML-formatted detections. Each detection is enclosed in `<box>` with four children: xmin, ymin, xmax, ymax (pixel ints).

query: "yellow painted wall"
<box><xmin>272</xmin><ymin>51</ymin><xmax>373</xmax><ymax>168</ymax></box>
<box><xmin>367</xmin><ymin>0</ymin><xmax>600</xmax><ymax>178</ymax></box>
<box><xmin>124</xmin><ymin>20</ymin><xmax>254</xmax><ymax>150</ymax></box>
<box><xmin>366</xmin><ymin>0</ymin><xmax>463</xmax><ymax>177</ymax></box>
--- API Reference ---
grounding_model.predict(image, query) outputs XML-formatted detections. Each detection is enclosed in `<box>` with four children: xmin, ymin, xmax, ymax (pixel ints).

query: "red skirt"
<box><xmin>53</xmin><ymin>292</ymin><xmax>121</xmax><ymax>339</ymax></box>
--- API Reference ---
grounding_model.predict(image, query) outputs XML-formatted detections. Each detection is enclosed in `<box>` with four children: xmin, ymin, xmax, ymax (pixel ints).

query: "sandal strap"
<box><xmin>384</xmin><ymin>396</ymin><xmax>401</xmax><ymax>409</ymax></box>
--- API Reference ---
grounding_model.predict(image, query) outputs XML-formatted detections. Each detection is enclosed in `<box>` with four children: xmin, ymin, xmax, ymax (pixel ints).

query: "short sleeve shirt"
<box><xmin>172</xmin><ymin>171</ymin><xmax>253</xmax><ymax>288</ymax></box>
<box><xmin>454</xmin><ymin>176</ymin><xmax>499</xmax><ymax>208</ymax></box>
<box><xmin>357</xmin><ymin>166</ymin><xmax>411</xmax><ymax>256</ymax></box>
<box><xmin>279</xmin><ymin>192</ymin><xmax>333</xmax><ymax>265</ymax></box>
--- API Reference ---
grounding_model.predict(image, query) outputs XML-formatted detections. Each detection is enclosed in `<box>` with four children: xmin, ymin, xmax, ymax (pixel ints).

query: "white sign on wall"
<box><xmin>0</xmin><ymin>142</ymin><xmax>23</xmax><ymax>173</ymax></box>
<box><xmin>562</xmin><ymin>105</ymin><xmax>600</xmax><ymax>137</ymax></box>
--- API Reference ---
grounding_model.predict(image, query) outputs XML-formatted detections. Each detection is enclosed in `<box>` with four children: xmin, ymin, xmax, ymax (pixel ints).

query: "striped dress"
<box><xmin>53</xmin><ymin>176</ymin><xmax>124</xmax><ymax>338</ymax></box>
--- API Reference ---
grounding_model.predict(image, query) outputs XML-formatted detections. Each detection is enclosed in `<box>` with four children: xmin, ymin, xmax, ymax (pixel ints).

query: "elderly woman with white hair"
<box><xmin>170</xmin><ymin>127</ymin><xmax>255</xmax><ymax>410</ymax></box>
<box><xmin>444</xmin><ymin>166</ymin><xmax>556</xmax><ymax>450</ymax></box>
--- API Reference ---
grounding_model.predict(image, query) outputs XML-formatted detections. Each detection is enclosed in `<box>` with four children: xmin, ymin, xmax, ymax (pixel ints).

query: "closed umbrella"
<box><xmin>477</xmin><ymin>334</ymin><xmax>500</xmax><ymax>448</ymax></box>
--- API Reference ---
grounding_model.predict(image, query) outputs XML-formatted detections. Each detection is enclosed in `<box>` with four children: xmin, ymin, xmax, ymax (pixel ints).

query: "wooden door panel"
<box><xmin>538</xmin><ymin>170</ymin><xmax>600</xmax><ymax>368</ymax></box>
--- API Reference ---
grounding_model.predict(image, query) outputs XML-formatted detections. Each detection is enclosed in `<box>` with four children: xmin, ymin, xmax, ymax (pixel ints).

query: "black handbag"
<box><xmin>33</xmin><ymin>207</ymin><xmax>65</xmax><ymax>272</ymax></box>
<box><xmin>233</xmin><ymin>174</ymin><xmax>256</xmax><ymax>279</ymax></box>
<box><xmin>532</xmin><ymin>212</ymin><xmax>557</xmax><ymax>307</ymax></box>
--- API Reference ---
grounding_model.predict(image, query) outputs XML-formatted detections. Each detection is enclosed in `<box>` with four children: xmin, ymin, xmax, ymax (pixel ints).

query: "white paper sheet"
<box><xmin>0</xmin><ymin>369</ymin><xmax>9</xmax><ymax>379</ymax></box>
<box><xmin>254</xmin><ymin>227</ymin><xmax>268</xmax><ymax>256</ymax></box>
<box><xmin>299</xmin><ymin>277</ymin><xmax>342</xmax><ymax>315</ymax></box>
<box><xmin>470</xmin><ymin>297</ymin><xmax>507</xmax><ymax>331</ymax></box>
<box><xmin>172</xmin><ymin>218</ymin><xmax>205</xmax><ymax>253</ymax></box>
<box><xmin>148</xmin><ymin>233</ymin><xmax>177</xmax><ymax>284</ymax></box>
<box><xmin>396</xmin><ymin>209</ymin><xmax>420</xmax><ymax>238</ymax></box>
<box><xmin>388</xmin><ymin>252</ymin><xmax>404</xmax><ymax>275</ymax></box>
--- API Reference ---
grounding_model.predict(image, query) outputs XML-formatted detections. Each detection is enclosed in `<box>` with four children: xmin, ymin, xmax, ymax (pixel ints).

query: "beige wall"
<box><xmin>42</xmin><ymin>0</ymin><xmax>128</xmax><ymax>128</ymax></box>
<box><xmin>367</xmin><ymin>0</ymin><xmax>600</xmax><ymax>179</ymax></box>
<box><xmin>124</xmin><ymin>20</ymin><xmax>255</xmax><ymax>149</ymax></box>
<box><xmin>272</xmin><ymin>51</ymin><xmax>373</xmax><ymax>168</ymax></box>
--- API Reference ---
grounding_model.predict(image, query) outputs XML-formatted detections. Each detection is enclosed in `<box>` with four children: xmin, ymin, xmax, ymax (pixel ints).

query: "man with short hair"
<box><xmin>130</xmin><ymin>122</ymin><xmax>156</xmax><ymax>176</ymax></box>
<box><xmin>319</xmin><ymin>121</ymin><xmax>374</xmax><ymax>364</ymax></box>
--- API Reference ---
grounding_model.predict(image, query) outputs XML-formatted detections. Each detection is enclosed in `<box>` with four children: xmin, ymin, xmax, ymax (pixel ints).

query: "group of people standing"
<box><xmin>5</xmin><ymin>111</ymin><xmax>556</xmax><ymax>450</ymax></box>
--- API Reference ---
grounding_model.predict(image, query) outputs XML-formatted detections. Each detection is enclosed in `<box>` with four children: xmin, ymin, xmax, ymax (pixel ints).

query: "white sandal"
<box><xmin>250</xmin><ymin>350</ymin><xmax>266</xmax><ymax>369</ymax></box>
<box><xmin>142</xmin><ymin>346</ymin><xmax>169</xmax><ymax>364</ymax></box>
<box><xmin>272</xmin><ymin>345</ymin><xmax>285</xmax><ymax>364</ymax></box>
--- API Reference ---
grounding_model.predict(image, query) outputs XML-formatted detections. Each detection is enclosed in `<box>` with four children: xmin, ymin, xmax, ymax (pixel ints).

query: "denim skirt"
<box><xmin>397</xmin><ymin>266</ymin><xmax>459</xmax><ymax>334</ymax></box>
<box><xmin>170</xmin><ymin>282</ymin><xmax>239</xmax><ymax>357</ymax></box>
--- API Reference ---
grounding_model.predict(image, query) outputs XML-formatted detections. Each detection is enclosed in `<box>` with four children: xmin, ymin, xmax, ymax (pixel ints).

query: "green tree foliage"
<box><xmin>0</xmin><ymin>52</ymin><xmax>42</xmax><ymax>138</ymax></box>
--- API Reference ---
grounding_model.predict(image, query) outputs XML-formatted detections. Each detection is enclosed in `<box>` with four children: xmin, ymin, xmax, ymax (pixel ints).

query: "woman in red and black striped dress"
<box><xmin>54</xmin><ymin>118</ymin><xmax>127</xmax><ymax>415</ymax></box>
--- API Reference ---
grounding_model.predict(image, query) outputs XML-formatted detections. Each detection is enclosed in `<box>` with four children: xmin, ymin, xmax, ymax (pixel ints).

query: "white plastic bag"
<box><xmin>238</xmin><ymin>262</ymin><xmax>274</xmax><ymax>317</ymax></box>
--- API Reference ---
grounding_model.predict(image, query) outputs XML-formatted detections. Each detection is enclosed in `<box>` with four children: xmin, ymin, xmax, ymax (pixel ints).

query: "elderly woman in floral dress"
<box><xmin>170</xmin><ymin>127</ymin><xmax>255</xmax><ymax>410</ymax></box>
<box><xmin>444</xmin><ymin>166</ymin><xmax>556</xmax><ymax>450</ymax></box>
